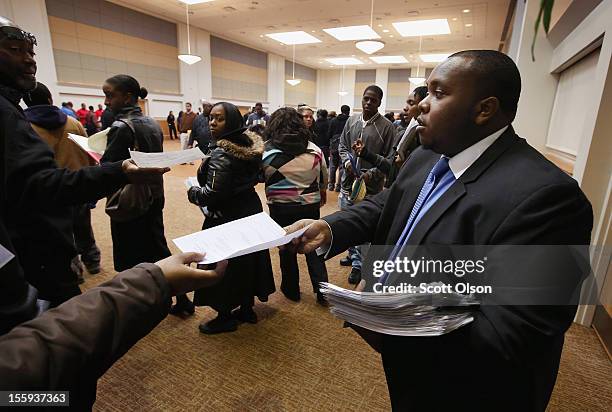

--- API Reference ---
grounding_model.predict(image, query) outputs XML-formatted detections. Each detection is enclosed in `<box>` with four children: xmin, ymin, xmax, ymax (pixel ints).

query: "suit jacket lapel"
<box><xmin>405</xmin><ymin>127</ymin><xmax>520</xmax><ymax>245</ymax></box>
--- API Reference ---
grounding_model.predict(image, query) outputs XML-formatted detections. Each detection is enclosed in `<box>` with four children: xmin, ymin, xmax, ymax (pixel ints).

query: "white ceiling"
<box><xmin>112</xmin><ymin>0</ymin><xmax>513</xmax><ymax>70</ymax></box>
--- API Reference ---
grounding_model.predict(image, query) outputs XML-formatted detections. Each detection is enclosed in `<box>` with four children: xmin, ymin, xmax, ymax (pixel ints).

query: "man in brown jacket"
<box><xmin>178</xmin><ymin>102</ymin><xmax>196</xmax><ymax>152</ymax></box>
<box><xmin>0</xmin><ymin>246</ymin><xmax>226</xmax><ymax>410</ymax></box>
<box><xmin>23</xmin><ymin>82</ymin><xmax>102</xmax><ymax>278</ymax></box>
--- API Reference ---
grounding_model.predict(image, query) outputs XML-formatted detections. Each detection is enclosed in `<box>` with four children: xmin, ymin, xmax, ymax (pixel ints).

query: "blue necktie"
<box><xmin>380</xmin><ymin>156</ymin><xmax>453</xmax><ymax>284</ymax></box>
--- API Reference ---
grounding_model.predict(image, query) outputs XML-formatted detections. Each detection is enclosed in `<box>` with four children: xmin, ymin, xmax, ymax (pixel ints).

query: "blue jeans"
<box><xmin>338</xmin><ymin>194</ymin><xmax>362</xmax><ymax>270</ymax></box>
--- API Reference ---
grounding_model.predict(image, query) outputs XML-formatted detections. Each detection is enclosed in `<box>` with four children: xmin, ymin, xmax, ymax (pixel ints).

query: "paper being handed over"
<box><xmin>173</xmin><ymin>212</ymin><xmax>308</xmax><ymax>263</ymax></box>
<box><xmin>130</xmin><ymin>147</ymin><xmax>205</xmax><ymax>168</ymax></box>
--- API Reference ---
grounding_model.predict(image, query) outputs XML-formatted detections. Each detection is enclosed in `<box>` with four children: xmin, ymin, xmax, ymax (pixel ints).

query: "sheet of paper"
<box><xmin>130</xmin><ymin>147</ymin><xmax>205</xmax><ymax>168</ymax></box>
<box><xmin>67</xmin><ymin>133</ymin><xmax>104</xmax><ymax>163</ymax></box>
<box><xmin>173</xmin><ymin>212</ymin><xmax>306</xmax><ymax>263</ymax></box>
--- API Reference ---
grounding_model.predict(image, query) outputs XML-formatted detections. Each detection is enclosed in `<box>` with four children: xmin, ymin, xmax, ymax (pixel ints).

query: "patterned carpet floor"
<box><xmin>83</xmin><ymin>141</ymin><xmax>611</xmax><ymax>411</ymax></box>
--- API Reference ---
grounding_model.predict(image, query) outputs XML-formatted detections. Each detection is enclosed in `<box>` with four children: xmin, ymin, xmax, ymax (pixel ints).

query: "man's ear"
<box><xmin>474</xmin><ymin>97</ymin><xmax>500</xmax><ymax>125</ymax></box>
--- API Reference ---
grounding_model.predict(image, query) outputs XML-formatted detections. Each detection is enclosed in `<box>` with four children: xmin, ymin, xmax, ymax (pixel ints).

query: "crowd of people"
<box><xmin>0</xmin><ymin>16</ymin><xmax>594</xmax><ymax>412</ymax></box>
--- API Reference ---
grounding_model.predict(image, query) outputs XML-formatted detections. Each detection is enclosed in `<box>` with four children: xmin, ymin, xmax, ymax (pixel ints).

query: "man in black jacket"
<box><xmin>286</xmin><ymin>50</ymin><xmax>593</xmax><ymax>411</ymax></box>
<box><xmin>0</xmin><ymin>17</ymin><xmax>168</xmax><ymax>306</ymax></box>
<box><xmin>313</xmin><ymin>109</ymin><xmax>330</xmax><ymax>165</ymax></box>
<box><xmin>327</xmin><ymin>104</ymin><xmax>350</xmax><ymax>191</ymax></box>
<box><xmin>188</xmin><ymin>100</ymin><xmax>213</xmax><ymax>154</ymax></box>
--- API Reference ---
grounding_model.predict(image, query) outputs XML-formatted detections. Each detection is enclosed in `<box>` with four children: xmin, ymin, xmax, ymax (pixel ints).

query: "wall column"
<box><xmin>267</xmin><ymin>53</ymin><xmax>285</xmax><ymax>111</ymax></box>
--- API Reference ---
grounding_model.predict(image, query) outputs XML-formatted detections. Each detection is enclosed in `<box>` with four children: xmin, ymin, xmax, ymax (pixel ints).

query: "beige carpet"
<box><xmin>83</xmin><ymin>140</ymin><xmax>611</xmax><ymax>411</ymax></box>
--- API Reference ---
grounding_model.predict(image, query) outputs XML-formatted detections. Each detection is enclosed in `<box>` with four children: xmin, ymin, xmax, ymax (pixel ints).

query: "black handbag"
<box><xmin>105</xmin><ymin>118</ymin><xmax>153</xmax><ymax>222</ymax></box>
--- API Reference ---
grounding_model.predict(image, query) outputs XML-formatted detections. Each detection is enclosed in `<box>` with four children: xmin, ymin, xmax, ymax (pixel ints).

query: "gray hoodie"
<box><xmin>338</xmin><ymin>112</ymin><xmax>396</xmax><ymax>196</ymax></box>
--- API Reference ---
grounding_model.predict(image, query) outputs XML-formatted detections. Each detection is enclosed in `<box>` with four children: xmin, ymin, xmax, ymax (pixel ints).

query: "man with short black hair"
<box><xmin>188</xmin><ymin>100</ymin><xmax>213</xmax><ymax>153</ymax></box>
<box><xmin>0</xmin><ymin>17</ymin><xmax>169</xmax><ymax>306</ymax></box>
<box><xmin>338</xmin><ymin>85</ymin><xmax>396</xmax><ymax>284</ymax></box>
<box><xmin>286</xmin><ymin>50</ymin><xmax>593</xmax><ymax>411</ymax></box>
<box><xmin>246</xmin><ymin>102</ymin><xmax>270</xmax><ymax>126</ymax></box>
<box><xmin>178</xmin><ymin>102</ymin><xmax>196</xmax><ymax>154</ymax></box>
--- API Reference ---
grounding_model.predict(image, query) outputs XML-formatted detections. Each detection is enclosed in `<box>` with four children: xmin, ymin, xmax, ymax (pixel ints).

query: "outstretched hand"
<box><xmin>155</xmin><ymin>252</ymin><xmax>227</xmax><ymax>296</ymax></box>
<box><xmin>122</xmin><ymin>159</ymin><xmax>170</xmax><ymax>184</ymax></box>
<box><xmin>283</xmin><ymin>219</ymin><xmax>332</xmax><ymax>255</ymax></box>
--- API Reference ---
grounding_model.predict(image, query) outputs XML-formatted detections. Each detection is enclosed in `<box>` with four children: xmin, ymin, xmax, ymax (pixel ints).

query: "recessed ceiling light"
<box><xmin>463</xmin><ymin>9</ymin><xmax>470</xmax><ymax>13</ymax></box>
<box><xmin>259</xmin><ymin>35</ymin><xmax>264</xmax><ymax>38</ymax></box>
<box><xmin>452</xmin><ymin>17</ymin><xmax>458</xmax><ymax>21</ymax></box>
<box><xmin>179</xmin><ymin>0</ymin><xmax>214</xmax><ymax>4</ymax></box>
<box><xmin>420</xmin><ymin>53</ymin><xmax>451</xmax><ymax>62</ymax></box>
<box><xmin>323</xmin><ymin>25</ymin><xmax>381</xmax><ymax>41</ymax></box>
<box><xmin>266</xmin><ymin>31</ymin><xmax>322</xmax><ymax>45</ymax></box>
<box><xmin>389</xmin><ymin>35</ymin><xmax>394</xmax><ymax>37</ymax></box>
<box><xmin>392</xmin><ymin>19</ymin><xmax>451</xmax><ymax>37</ymax></box>
<box><xmin>369</xmin><ymin>55</ymin><xmax>408</xmax><ymax>64</ymax></box>
<box><xmin>382</xmin><ymin>29</ymin><xmax>389</xmax><ymax>33</ymax></box>
<box><xmin>378</xmin><ymin>24</ymin><xmax>383</xmax><ymax>27</ymax></box>
<box><xmin>311</xmin><ymin>30</ymin><xmax>316</xmax><ymax>32</ymax></box>
<box><xmin>325</xmin><ymin>57</ymin><xmax>364</xmax><ymax>65</ymax></box>
<box><xmin>465</xmin><ymin>23</ymin><xmax>473</xmax><ymax>27</ymax></box>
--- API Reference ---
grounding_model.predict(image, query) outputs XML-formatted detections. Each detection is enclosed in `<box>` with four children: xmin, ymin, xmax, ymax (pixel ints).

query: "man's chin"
<box><xmin>21</xmin><ymin>78</ymin><xmax>37</xmax><ymax>92</ymax></box>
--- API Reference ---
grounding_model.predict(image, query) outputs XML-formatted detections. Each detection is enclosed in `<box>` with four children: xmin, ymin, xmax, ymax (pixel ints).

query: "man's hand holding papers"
<box><xmin>284</xmin><ymin>219</ymin><xmax>331</xmax><ymax>254</ymax></box>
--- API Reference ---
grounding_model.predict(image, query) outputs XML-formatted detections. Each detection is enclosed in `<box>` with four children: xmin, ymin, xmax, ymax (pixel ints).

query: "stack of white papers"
<box><xmin>130</xmin><ymin>147</ymin><xmax>205</xmax><ymax>168</ymax></box>
<box><xmin>173</xmin><ymin>212</ymin><xmax>308</xmax><ymax>264</ymax></box>
<box><xmin>320</xmin><ymin>283</ymin><xmax>478</xmax><ymax>337</ymax></box>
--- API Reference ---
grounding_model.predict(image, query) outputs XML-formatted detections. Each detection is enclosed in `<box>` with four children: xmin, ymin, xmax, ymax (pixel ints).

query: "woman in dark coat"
<box><xmin>100</xmin><ymin>75</ymin><xmax>171</xmax><ymax>271</ymax></box>
<box><xmin>173</xmin><ymin>102</ymin><xmax>275</xmax><ymax>334</ymax></box>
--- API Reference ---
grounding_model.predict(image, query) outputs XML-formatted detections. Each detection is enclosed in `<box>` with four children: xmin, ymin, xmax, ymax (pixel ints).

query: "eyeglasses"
<box><xmin>0</xmin><ymin>26</ymin><xmax>37</xmax><ymax>46</ymax></box>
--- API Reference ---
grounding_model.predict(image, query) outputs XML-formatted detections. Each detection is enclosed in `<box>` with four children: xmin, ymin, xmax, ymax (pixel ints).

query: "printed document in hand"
<box><xmin>67</xmin><ymin>128</ymin><xmax>109</xmax><ymax>163</ymax></box>
<box><xmin>319</xmin><ymin>282</ymin><xmax>478</xmax><ymax>337</ymax></box>
<box><xmin>173</xmin><ymin>212</ymin><xmax>308</xmax><ymax>264</ymax></box>
<box><xmin>130</xmin><ymin>147</ymin><xmax>205</xmax><ymax>168</ymax></box>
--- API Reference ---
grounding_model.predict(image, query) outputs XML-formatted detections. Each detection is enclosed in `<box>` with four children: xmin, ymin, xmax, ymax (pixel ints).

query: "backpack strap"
<box><xmin>115</xmin><ymin>118</ymin><xmax>139</xmax><ymax>151</ymax></box>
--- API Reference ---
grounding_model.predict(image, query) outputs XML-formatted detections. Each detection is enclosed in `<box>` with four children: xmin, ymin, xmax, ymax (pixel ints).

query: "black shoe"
<box><xmin>348</xmin><ymin>268</ymin><xmax>361</xmax><ymax>285</ymax></box>
<box><xmin>232</xmin><ymin>307</ymin><xmax>257</xmax><ymax>324</ymax></box>
<box><xmin>281</xmin><ymin>287</ymin><xmax>301</xmax><ymax>302</ymax></box>
<box><xmin>334</xmin><ymin>186</ymin><xmax>341</xmax><ymax>192</ymax></box>
<box><xmin>327</xmin><ymin>183</ymin><xmax>334</xmax><ymax>191</ymax></box>
<box><xmin>199</xmin><ymin>315</ymin><xmax>238</xmax><ymax>334</ymax></box>
<box><xmin>84</xmin><ymin>262</ymin><xmax>100</xmax><ymax>275</ymax></box>
<box><xmin>169</xmin><ymin>297</ymin><xmax>195</xmax><ymax>316</ymax></box>
<box><xmin>340</xmin><ymin>256</ymin><xmax>352</xmax><ymax>266</ymax></box>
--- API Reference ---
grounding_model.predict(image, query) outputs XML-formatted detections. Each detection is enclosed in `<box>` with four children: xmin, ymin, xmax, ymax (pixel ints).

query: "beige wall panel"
<box><xmin>75</xmin><ymin>23</ymin><xmax>103</xmax><ymax>43</ymax></box>
<box><xmin>48</xmin><ymin>16</ymin><xmax>76</xmax><ymax>36</ymax></box>
<box><xmin>77</xmin><ymin>38</ymin><xmax>103</xmax><ymax>56</ymax></box>
<box><xmin>51</xmin><ymin>32</ymin><xmax>79</xmax><ymax>53</ymax></box>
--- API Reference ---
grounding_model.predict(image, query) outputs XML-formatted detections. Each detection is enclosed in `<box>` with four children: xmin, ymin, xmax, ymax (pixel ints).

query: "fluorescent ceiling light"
<box><xmin>179</xmin><ymin>0</ymin><xmax>214</xmax><ymax>4</ymax></box>
<box><xmin>286</xmin><ymin>79</ymin><xmax>302</xmax><ymax>86</ymax></box>
<box><xmin>369</xmin><ymin>55</ymin><xmax>408</xmax><ymax>64</ymax></box>
<box><xmin>323</xmin><ymin>25</ymin><xmax>380</xmax><ymax>41</ymax></box>
<box><xmin>178</xmin><ymin>54</ymin><xmax>202</xmax><ymax>65</ymax></box>
<box><xmin>409</xmin><ymin>77</ymin><xmax>426</xmax><ymax>84</ymax></box>
<box><xmin>355</xmin><ymin>40</ymin><xmax>385</xmax><ymax>54</ymax></box>
<box><xmin>326</xmin><ymin>57</ymin><xmax>363</xmax><ymax>65</ymax></box>
<box><xmin>266</xmin><ymin>31</ymin><xmax>321</xmax><ymax>45</ymax></box>
<box><xmin>392</xmin><ymin>19</ymin><xmax>450</xmax><ymax>37</ymax></box>
<box><xmin>420</xmin><ymin>53</ymin><xmax>451</xmax><ymax>62</ymax></box>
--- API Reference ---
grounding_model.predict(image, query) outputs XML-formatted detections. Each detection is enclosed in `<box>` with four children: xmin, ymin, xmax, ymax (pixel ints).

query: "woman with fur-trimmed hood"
<box><xmin>173</xmin><ymin>102</ymin><xmax>275</xmax><ymax>334</ymax></box>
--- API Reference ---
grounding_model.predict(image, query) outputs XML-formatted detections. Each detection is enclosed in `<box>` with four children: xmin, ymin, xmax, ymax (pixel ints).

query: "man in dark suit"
<box><xmin>286</xmin><ymin>50</ymin><xmax>593</xmax><ymax>411</ymax></box>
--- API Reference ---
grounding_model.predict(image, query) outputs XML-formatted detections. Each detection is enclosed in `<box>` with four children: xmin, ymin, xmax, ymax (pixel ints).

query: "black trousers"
<box><xmin>168</xmin><ymin>124</ymin><xmax>178</xmax><ymax>139</ymax></box>
<box><xmin>269</xmin><ymin>203</ymin><xmax>328</xmax><ymax>297</ymax></box>
<box><xmin>73</xmin><ymin>204</ymin><xmax>100</xmax><ymax>267</ymax></box>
